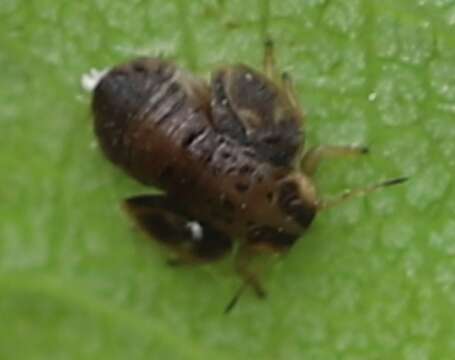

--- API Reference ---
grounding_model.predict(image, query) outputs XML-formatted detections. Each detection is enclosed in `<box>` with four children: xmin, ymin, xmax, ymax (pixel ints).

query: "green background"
<box><xmin>1</xmin><ymin>0</ymin><xmax>454</xmax><ymax>359</ymax></box>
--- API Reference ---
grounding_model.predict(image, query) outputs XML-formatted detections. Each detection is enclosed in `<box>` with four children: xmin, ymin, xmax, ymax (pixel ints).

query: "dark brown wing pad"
<box><xmin>123</xmin><ymin>195</ymin><xmax>233</xmax><ymax>263</ymax></box>
<box><xmin>210</xmin><ymin>65</ymin><xmax>302</xmax><ymax>167</ymax></box>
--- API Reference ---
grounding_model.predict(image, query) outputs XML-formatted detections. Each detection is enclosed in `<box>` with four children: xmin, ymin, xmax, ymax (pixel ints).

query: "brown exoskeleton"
<box><xmin>92</xmin><ymin>40</ymin><xmax>407</xmax><ymax>312</ymax></box>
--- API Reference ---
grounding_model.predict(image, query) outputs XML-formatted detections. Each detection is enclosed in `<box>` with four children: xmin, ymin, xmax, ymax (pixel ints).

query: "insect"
<box><xmin>91</xmin><ymin>40</ymin><xmax>407</xmax><ymax>312</ymax></box>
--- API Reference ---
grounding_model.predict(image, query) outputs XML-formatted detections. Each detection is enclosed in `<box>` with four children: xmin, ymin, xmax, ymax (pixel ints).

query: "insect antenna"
<box><xmin>318</xmin><ymin>176</ymin><xmax>409</xmax><ymax>211</ymax></box>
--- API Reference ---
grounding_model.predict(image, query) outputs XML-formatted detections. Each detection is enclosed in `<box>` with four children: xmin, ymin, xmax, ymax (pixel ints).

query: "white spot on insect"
<box><xmin>186</xmin><ymin>221</ymin><xmax>203</xmax><ymax>241</ymax></box>
<box><xmin>241</xmin><ymin>203</ymin><xmax>247</xmax><ymax>210</ymax></box>
<box><xmin>245</xmin><ymin>73</ymin><xmax>253</xmax><ymax>81</ymax></box>
<box><xmin>221</xmin><ymin>99</ymin><xmax>228</xmax><ymax>106</ymax></box>
<box><xmin>81</xmin><ymin>68</ymin><xmax>109</xmax><ymax>92</ymax></box>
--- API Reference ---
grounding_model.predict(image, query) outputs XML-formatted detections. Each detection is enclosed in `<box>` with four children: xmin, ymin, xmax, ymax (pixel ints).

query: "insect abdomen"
<box><xmin>92</xmin><ymin>58</ymin><xmax>213</xmax><ymax>190</ymax></box>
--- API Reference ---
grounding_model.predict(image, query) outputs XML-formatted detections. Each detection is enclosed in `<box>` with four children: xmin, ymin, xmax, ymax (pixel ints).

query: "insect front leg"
<box><xmin>224</xmin><ymin>244</ymin><xmax>268</xmax><ymax>313</ymax></box>
<box><xmin>123</xmin><ymin>195</ymin><xmax>233</xmax><ymax>264</ymax></box>
<box><xmin>301</xmin><ymin>145</ymin><xmax>369</xmax><ymax>176</ymax></box>
<box><xmin>234</xmin><ymin>245</ymin><xmax>268</xmax><ymax>298</ymax></box>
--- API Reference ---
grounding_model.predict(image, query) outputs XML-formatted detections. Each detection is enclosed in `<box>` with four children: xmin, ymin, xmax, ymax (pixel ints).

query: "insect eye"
<box><xmin>277</xmin><ymin>180</ymin><xmax>315</xmax><ymax>228</ymax></box>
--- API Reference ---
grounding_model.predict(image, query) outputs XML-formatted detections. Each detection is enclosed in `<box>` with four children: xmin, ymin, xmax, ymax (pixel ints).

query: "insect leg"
<box><xmin>263</xmin><ymin>38</ymin><xmax>278</xmax><ymax>80</ymax></box>
<box><xmin>224</xmin><ymin>282</ymin><xmax>248</xmax><ymax>314</ymax></box>
<box><xmin>235</xmin><ymin>251</ymin><xmax>267</xmax><ymax>299</ymax></box>
<box><xmin>123</xmin><ymin>195</ymin><xmax>233</xmax><ymax>264</ymax></box>
<box><xmin>318</xmin><ymin>177</ymin><xmax>409</xmax><ymax>211</ymax></box>
<box><xmin>301</xmin><ymin>145</ymin><xmax>369</xmax><ymax>176</ymax></box>
<box><xmin>281</xmin><ymin>72</ymin><xmax>301</xmax><ymax>110</ymax></box>
<box><xmin>224</xmin><ymin>244</ymin><xmax>268</xmax><ymax>313</ymax></box>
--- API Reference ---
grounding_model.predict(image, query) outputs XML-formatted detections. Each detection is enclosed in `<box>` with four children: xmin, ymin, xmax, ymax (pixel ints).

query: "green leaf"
<box><xmin>1</xmin><ymin>0</ymin><xmax>454</xmax><ymax>358</ymax></box>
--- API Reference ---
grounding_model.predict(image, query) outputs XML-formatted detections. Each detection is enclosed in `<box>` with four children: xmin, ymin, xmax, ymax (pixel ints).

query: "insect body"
<box><xmin>92</xmin><ymin>41</ymin><xmax>407</xmax><ymax>311</ymax></box>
